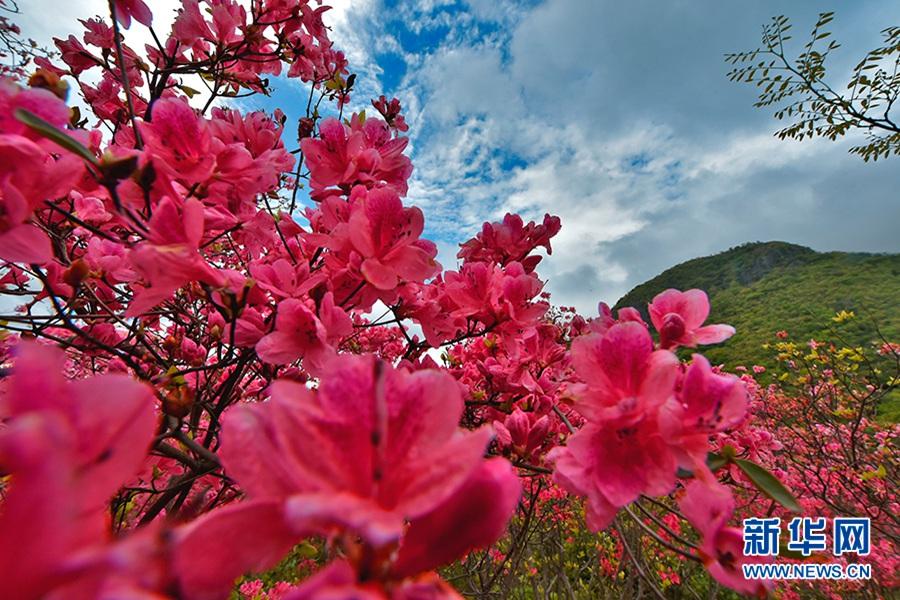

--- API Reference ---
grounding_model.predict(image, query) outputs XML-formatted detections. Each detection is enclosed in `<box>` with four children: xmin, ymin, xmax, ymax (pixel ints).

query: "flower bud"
<box><xmin>659</xmin><ymin>312</ymin><xmax>686</xmax><ymax>349</ymax></box>
<box><xmin>62</xmin><ymin>259</ymin><xmax>91</xmax><ymax>287</ymax></box>
<box><xmin>298</xmin><ymin>117</ymin><xmax>315</xmax><ymax>140</ymax></box>
<box><xmin>162</xmin><ymin>386</ymin><xmax>194</xmax><ymax>419</ymax></box>
<box><xmin>28</xmin><ymin>68</ymin><xmax>69</xmax><ymax>100</ymax></box>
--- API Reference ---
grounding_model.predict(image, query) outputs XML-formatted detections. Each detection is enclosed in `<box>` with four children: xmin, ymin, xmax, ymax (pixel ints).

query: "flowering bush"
<box><xmin>431</xmin><ymin>321</ymin><xmax>898</xmax><ymax>599</ymax></box>
<box><xmin>0</xmin><ymin>1</ymin><xmax>894</xmax><ymax>598</ymax></box>
<box><xmin>725</xmin><ymin>322</ymin><xmax>899</xmax><ymax>595</ymax></box>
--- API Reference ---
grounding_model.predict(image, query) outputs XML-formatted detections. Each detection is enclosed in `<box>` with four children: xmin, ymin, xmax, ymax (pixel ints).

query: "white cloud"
<box><xmin>323</xmin><ymin>0</ymin><xmax>377</xmax><ymax>73</ymax></box>
<box><xmin>389</xmin><ymin>0</ymin><xmax>900</xmax><ymax>313</ymax></box>
<box><xmin>13</xmin><ymin>0</ymin><xmax>900</xmax><ymax>313</ymax></box>
<box><xmin>15</xmin><ymin>0</ymin><xmax>181</xmax><ymax>53</ymax></box>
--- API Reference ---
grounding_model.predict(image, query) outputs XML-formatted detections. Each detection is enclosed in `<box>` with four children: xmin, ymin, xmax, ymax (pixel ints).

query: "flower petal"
<box><xmin>392</xmin><ymin>459</ymin><xmax>521</xmax><ymax>577</ymax></box>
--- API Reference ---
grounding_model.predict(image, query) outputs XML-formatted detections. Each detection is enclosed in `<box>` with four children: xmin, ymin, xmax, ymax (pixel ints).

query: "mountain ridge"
<box><xmin>614</xmin><ymin>241</ymin><xmax>900</xmax><ymax>371</ymax></box>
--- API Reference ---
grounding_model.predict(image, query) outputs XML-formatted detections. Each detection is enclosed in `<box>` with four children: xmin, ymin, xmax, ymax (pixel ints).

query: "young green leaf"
<box><xmin>735</xmin><ymin>458</ymin><xmax>802</xmax><ymax>513</ymax></box>
<box><xmin>706</xmin><ymin>452</ymin><xmax>729</xmax><ymax>472</ymax></box>
<box><xmin>14</xmin><ymin>108</ymin><xmax>99</xmax><ymax>166</ymax></box>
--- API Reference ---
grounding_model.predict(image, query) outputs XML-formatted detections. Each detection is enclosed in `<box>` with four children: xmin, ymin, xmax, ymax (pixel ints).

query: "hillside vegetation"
<box><xmin>615</xmin><ymin>241</ymin><xmax>900</xmax><ymax>371</ymax></box>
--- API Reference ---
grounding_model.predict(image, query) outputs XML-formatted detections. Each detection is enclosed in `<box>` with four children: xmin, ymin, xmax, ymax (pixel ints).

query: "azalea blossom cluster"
<box><xmin>0</xmin><ymin>1</ymin><xmax>803</xmax><ymax>598</ymax></box>
<box><xmin>546</xmin><ymin>293</ymin><xmax>769</xmax><ymax>594</ymax></box>
<box><xmin>445</xmin><ymin>289</ymin><xmax>766</xmax><ymax>594</ymax></box>
<box><xmin>442</xmin><ymin>325</ymin><xmax>898</xmax><ymax>597</ymax></box>
<box><xmin>718</xmin><ymin>330</ymin><xmax>900</xmax><ymax>594</ymax></box>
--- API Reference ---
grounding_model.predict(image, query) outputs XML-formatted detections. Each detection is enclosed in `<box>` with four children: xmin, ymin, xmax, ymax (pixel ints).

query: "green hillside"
<box><xmin>614</xmin><ymin>241</ymin><xmax>900</xmax><ymax>372</ymax></box>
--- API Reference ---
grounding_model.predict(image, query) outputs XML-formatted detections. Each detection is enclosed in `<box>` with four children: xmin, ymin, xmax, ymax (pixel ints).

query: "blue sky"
<box><xmin>17</xmin><ymin>0</ymin><xmax>900</xmax><ymax>312</ymax></box>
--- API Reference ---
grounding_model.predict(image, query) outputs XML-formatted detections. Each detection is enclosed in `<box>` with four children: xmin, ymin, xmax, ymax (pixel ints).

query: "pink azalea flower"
<box><xmin>172</xmin><ymin>0</ymin><xmax>214</xmax><ymax>49</ymax></box>
<box><xmin>79</xmin><ymin>17</ymin><xmax>115</xmax><ymax>49</ymax></box>
<box><xmin>276</xmin><ymin>459</ymin><xmax>521</xmax><ymax>599</ymax></box>
<box><xmin>301</xmin><ymin>116</ymin><xmax>413</xmax><ymax>198</ymax></box>
<box><xmin>250</xmin><ymin>258</ymin><xmax>325</xmax><ymax>299</ymax></box>
<box><xmin>552</xmin><ymin>419</ymin><xmax>677</xmax><ymax>520</ymax></box>
<box><xmin>0</xmin><ymin>83</ymin><xmax>83</xmax><ymax>263</ymax></box>
<box><xmin>458</xmin><ymin>213</ymin><xmax>561</xmax><ymax>272</ymax></box>
<box><xmin>549</xmin><ymin>322</ymin><xmax>683</xmax><ymax>528</ymax></box>
<box><xmin>54</xmin><ymin>35</ymin><xmax>100</xmax><ymax>75</ymax></box>
<box><xmin>443</xmin><ymin>262</ymin><xmax>501</xmax><ymax>321</ymax></box>
<box><xmin>371</xmin><ymin>95</ymin><xmax>409</xmax><ymax>132</ymax></box>
<box><xmin>79</xmin><ymin>73</ymin><xmax>125</xmax><ymax>122</ymax></box>
<box><xmin>659</xmin><ymin>354</ymin><xmax>748</xmax><ymax>467</ymax></box>
<box><xmin>126</xmin><ymin>197</ymin><xmax>224</xmax><ymax>315</ymax></box>
<box><xmin>84</xmin><ymin>237</ymin><xmax>133</xmax><ymax>282</ymax></box>
<box><xmin>648</xmin><ymin>288</ymin><xmax>736</xmax><ymax>349</ymax></box>
<box><xmin>254</xmin><ymin>298</ymin><xmax>330</xmax><ymax>365</ymax></box>
<box><xmin>348</xmin><ymin>187</ymin><xmax>439</xmax><ymax>289</ymax></box>
<box><xmin>443</xmin><ymin>261</ymin><xmax>547</xmax><ymax>331</ymax></box>
<box><xmin>0</xmin><ymin>175</ymin><xmax>54</xmax><ymax>263</ymax></box>
<box><xmin>569</xmin><ymin>322</ymin><xmax>680</xmax><ymax>423</ymax></box>
<box><xmin>679</xmin><ymin>479</ymin><xmax>773</xmax><ymax>596</ymax></box>
<box><xmin>389</xmin><ymin>458</ymin><xmax>521</xmax><ymax>579</ymax></box>
<box><xmin>311</xmin><ymin>185</ymin><xmax>439</xmax><ymax>296</ymax></box>
<box><xmin>140</xmin><ymin>97</ymin><xmax>215</xmax><ymax>185</ymax></box>
<box><xmin>498</xmin><ymin>261</ymin><xmax>550</xmax><ymax>326</ymax></box>
<box><xmin>71</xmin><ymin>191</ymin><xmax>112</xmax><ymax>223</ymax></box>
<box><xmin>234</xmin><ymin>306</ymin><xmax>268</xmax><ymax>347</ymax></box>
<box><xmin>112</xmin><ymin>0</ymin><xmax>153</xmax><ymax>29</ymax></box>
<box><xmin>255</xmin><ymin>293</ymin><xmax>351</xmax><ymax>370</ymax></box>
<box><xmin>548</xmin><ymin>442</ymin><xmax>620</xmax><ymax>531</ymax></box>
<box><xmin>679</xmin><ymin>476</ymin><xmax>735</xmax><ymax>540</ymax></box>
<box><xmin>396</xmin><ymin>278</ymin><xmax>467</xmax><ymax>346</ymax></box>
<box><xmin>493</xmin><ymin>408</ymin><xmax>551</xmax><ymax>461</ymax></box>
<box><xmin>0</xmin><ymin>342</ymin><xmax>156</xmax><ymax>598</ymax></box>
<box><xmin>207</xmin><ymin>107</ymin><xmax>296</xmax><ymax>201</ymax></box>
<box><xmin>0</xmin><ymin>79</ymin><xmax>72</xmax><ymax>136</ymax></box>
<box><xmin>39</xmin><ymin>524</ymin><xmax>172</xmax><ymax>599</ymax></box>
<box><xmin>173</xmin><ymin>355</ymin><xmax>520</xmax><ymax>599</ymax></box>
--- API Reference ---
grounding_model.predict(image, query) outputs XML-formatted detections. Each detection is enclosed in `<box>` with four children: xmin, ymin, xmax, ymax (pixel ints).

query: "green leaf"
<box><xmin>861</xmin><ymin>464</ymin><xmax>886</xmax><ymax>481</ymax></box>
<box><xmin>707</xmin><ymin>452</ymin><xmax>729</xmax><ymax>471</ymax></box>
<box><xmin>735</xmin><ymin>458</ymin><xmax>802</xmax><ymax>513</ymax></box>
<box><xmin>179</xmin><ymin>85</ymin><xmax>201</xmax><ymax>98</ymax></box>
<box><xmin>676</xmin><ymin>452</ymin><xmax>729</xmax><ymax>479</ymax></box>
<box><xmin>14</xmin><ymin>108</ymin><xmax>98</xmax><ymax>166</ymax></box>
<box><xmin>296</xmin><ymin>541</ymin><xmax>318</xmax><ymax>559</ymax></box>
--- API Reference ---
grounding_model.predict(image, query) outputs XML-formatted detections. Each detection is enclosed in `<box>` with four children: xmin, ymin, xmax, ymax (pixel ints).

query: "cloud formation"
<box><xmin>16</xmin><ymin>0</ymin><xmax>900</xmax><ymax>312</ymax></box>
<box><xmin>387</xmin><ymin>0</ymin><xmax>900</xmax><ymax>310</ymax></box>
